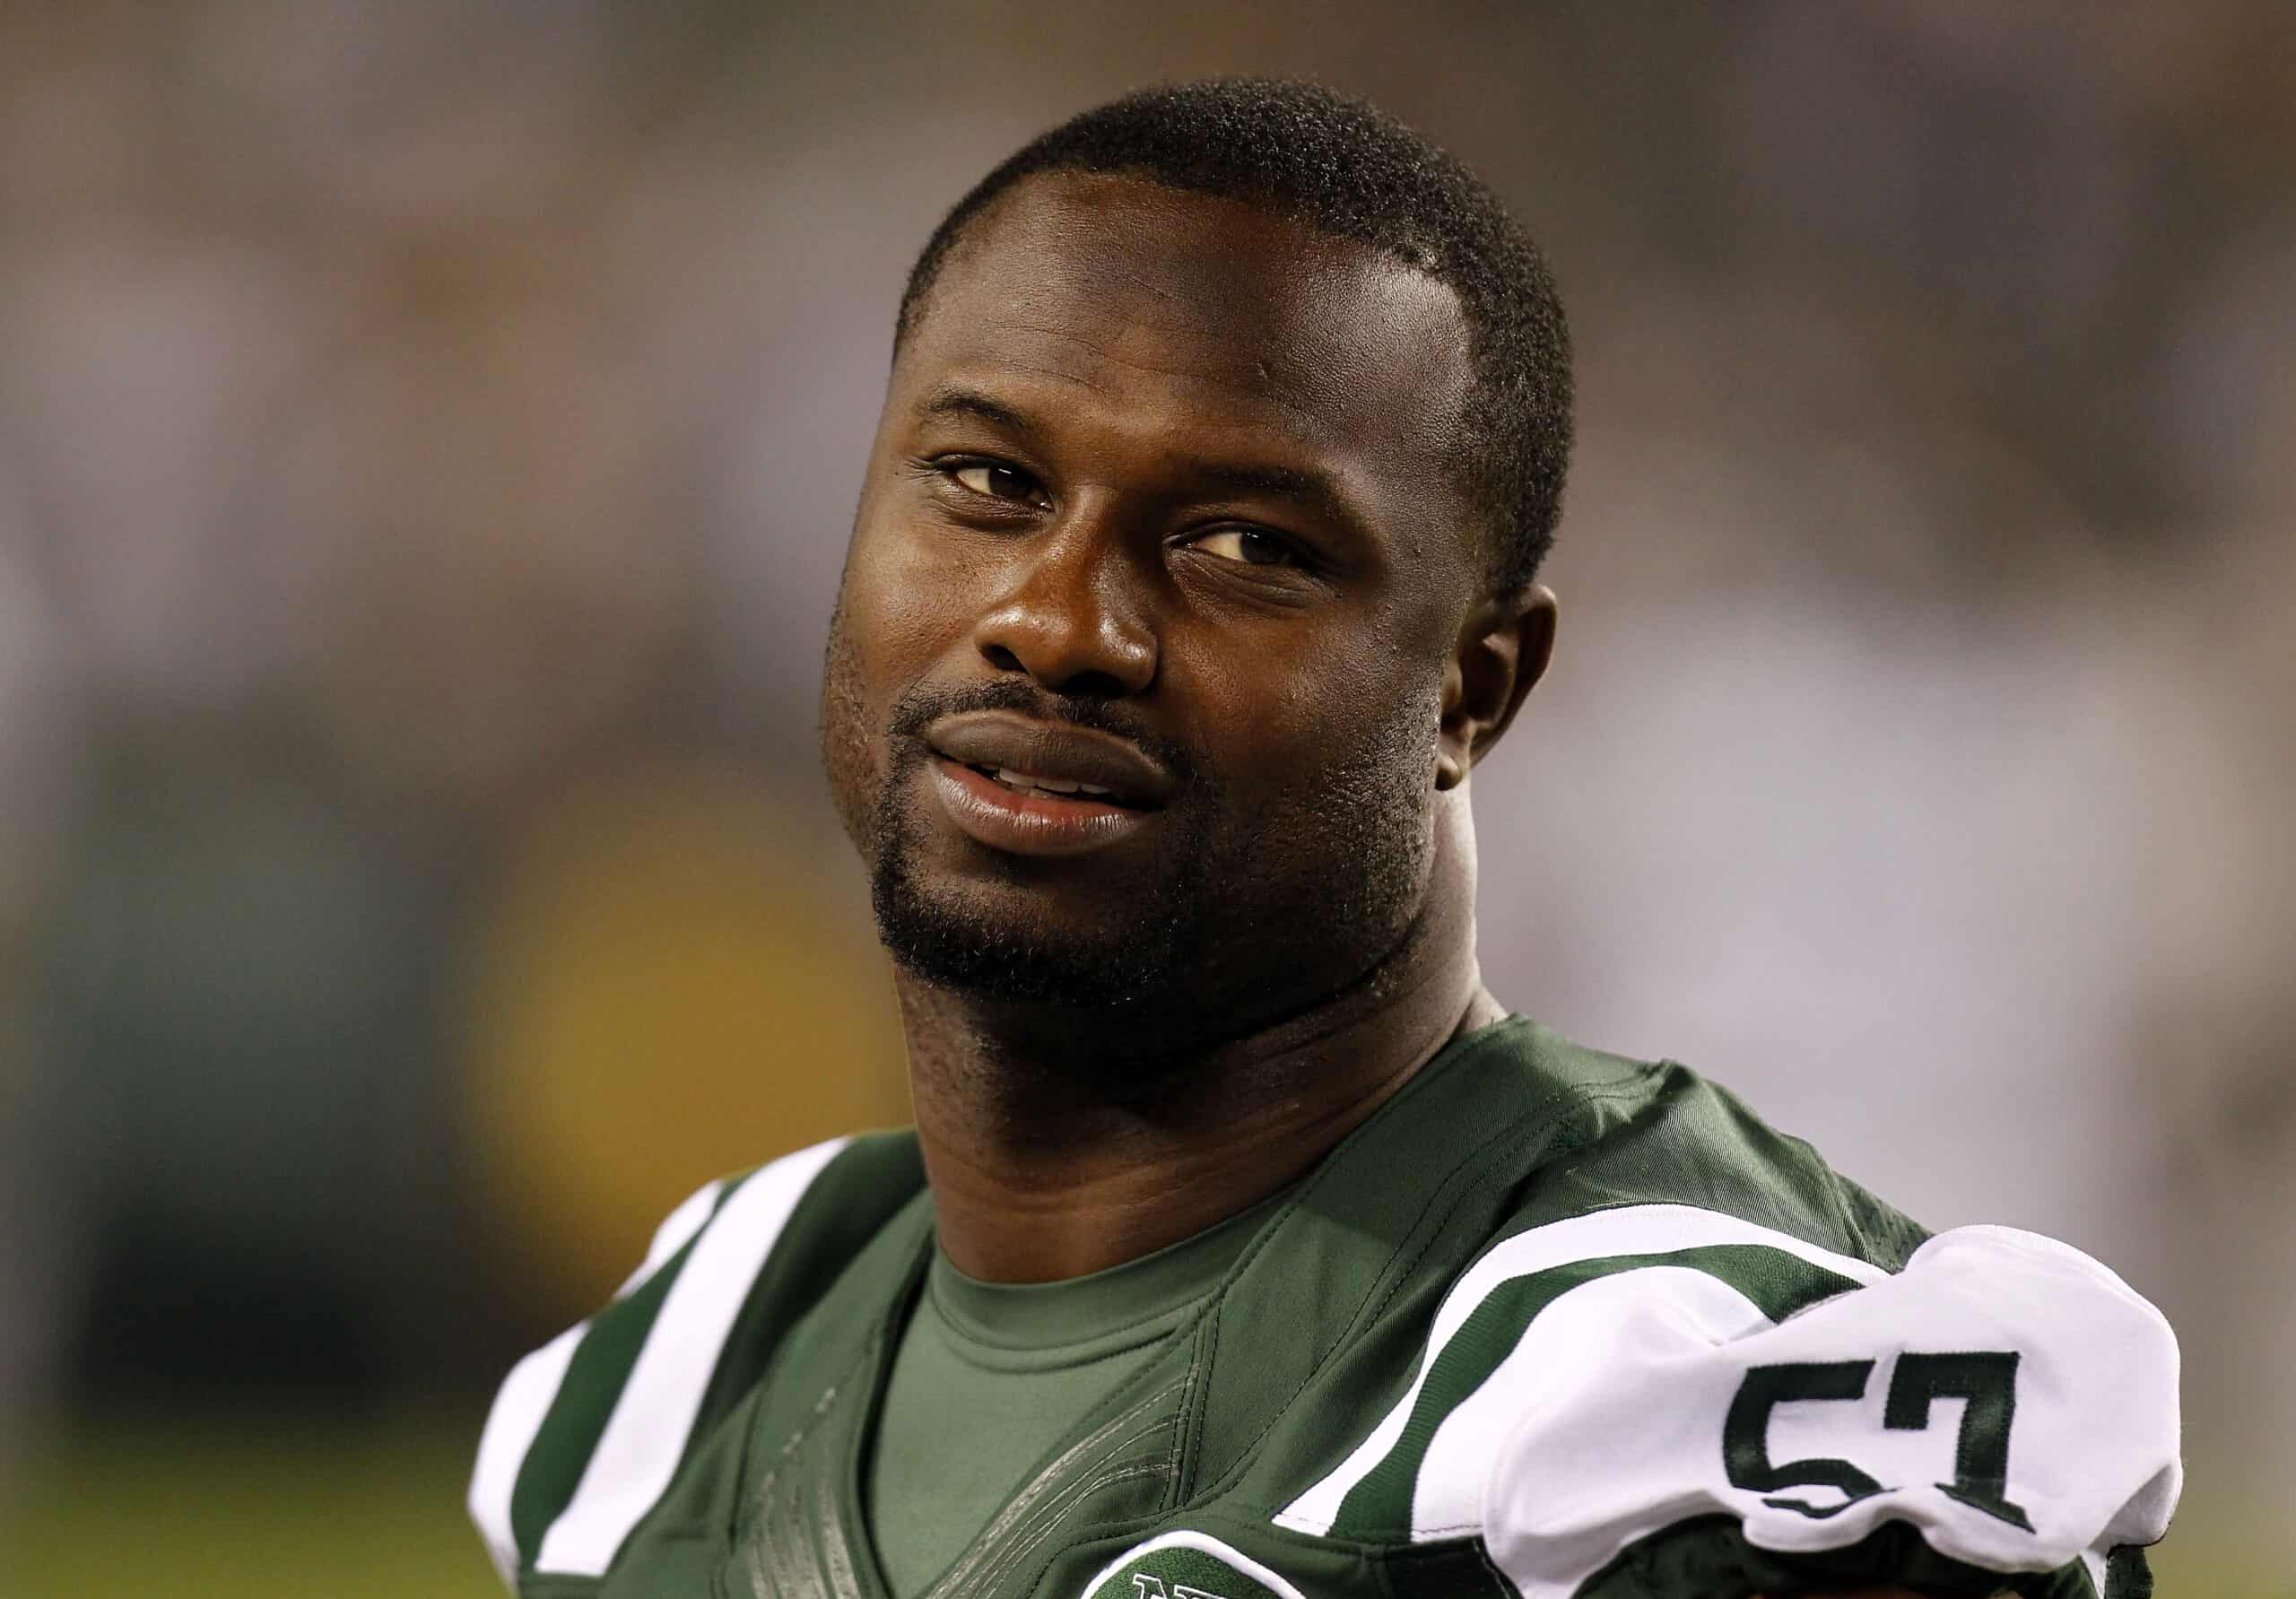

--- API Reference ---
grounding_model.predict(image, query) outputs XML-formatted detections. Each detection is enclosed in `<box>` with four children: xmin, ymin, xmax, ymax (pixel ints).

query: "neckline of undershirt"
<box><xmin>924</xmin><ymin>1186</ymin><xmax>1291</xmax><ymax>1370</ymax></box>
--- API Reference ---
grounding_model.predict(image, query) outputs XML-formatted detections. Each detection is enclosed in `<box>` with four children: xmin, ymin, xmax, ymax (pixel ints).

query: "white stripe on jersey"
<box><xmin>1413</xmin><ymin>1264</ymin><xmax>1769</xmax><ymax>1541</ymax></box>
<box><xmin>535</xmin><ymin>1136</ymin><xmax>852</xmax><ymax>1577</ymax></box>
<box><xmin>468</xmin><ymin>1177</ymin><xmax>729</xmax><ymax>1586</ymax></box>
<box><xmin>1273</xmin><ymin>1203</ymin><xmax>1887</xmax><ymax>1538</ymax></box>
<box><xmin>617</xmin><ymin>1177</ymin><xmax>730</xmax><ymax>1298</ymax></box>
<box><xmin>470</xmin><ymin>1321</ymin><xmax>587</xmax><ymax>1587</ymax></box>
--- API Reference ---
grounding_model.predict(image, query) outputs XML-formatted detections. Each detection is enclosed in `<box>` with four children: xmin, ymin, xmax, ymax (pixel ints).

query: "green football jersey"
<box><xmin>472</xmin><ymin>1017</ymin><xmax>2180</xmax><ymax>1599</ymax></box>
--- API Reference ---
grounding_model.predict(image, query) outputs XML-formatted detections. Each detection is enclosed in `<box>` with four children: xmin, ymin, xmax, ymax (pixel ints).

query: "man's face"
<box><xmin>823</xmin><ymin>172</ymin><xmax>1486</xmax><ymax>1039</ymax></box>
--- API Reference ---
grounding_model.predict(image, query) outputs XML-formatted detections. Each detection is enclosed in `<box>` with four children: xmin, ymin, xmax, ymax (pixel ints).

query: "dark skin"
<box><xmin>823</xmin><ymin>170</ymin><xmax>1543</xmax><ymax>1281</ymax></box>
<box><xmin>821</xmin><ymin>172</ymin><xmax>1937</xmax><ymax>1599</ymax></box>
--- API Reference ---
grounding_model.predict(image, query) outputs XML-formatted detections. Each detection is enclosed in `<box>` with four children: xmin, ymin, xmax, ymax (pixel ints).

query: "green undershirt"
<box><xmin>865</xmin><ymin>1194</ymin><xmax>1283</xmax><ymax>1599</ymax></box>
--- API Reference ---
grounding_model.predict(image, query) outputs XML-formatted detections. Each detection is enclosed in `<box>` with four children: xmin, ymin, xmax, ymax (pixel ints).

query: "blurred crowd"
<box><xmin>1</xmin><ymin>0</ymin><xmax>2289</xmax><ymax>1578</ymax></box>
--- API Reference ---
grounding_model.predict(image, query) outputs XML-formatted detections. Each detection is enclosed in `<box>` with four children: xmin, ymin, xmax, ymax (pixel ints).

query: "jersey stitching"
<box><xmin>745</xmin><ymin>1204</ymin><xmax>925</xmax><ymax>1598</ymax></box>
<box><xmin>1239</xmin><ymin>1065</ymin><xmax>1653</xmax><ymax>1507</ymax></box>
<box><xmin>970</xmin><ymin>1456</ymin><xmax>1175</xmax><ymax>1596</ymax></box>
<box><xmin>1201</xmin><ymin>1021</ymin><xmax>1569</xmax><ymax>1302</ymax></box>
<box><xmin>1130</xmin><ymin>1028</ymin><xmax>1652</xmax><ymax>1519</ymax></box>
<box><xmin>1170</xmin><ymin>1307</ymin><xmax>1210</xmax><ymax>1495</ymax></box>
<box><xmin>1178</xmin><ymin>1298</ymin><xmax>1221</xmax><ymax>1504</ymax></box>
<box><xmin>744</xmin><ymin>1381</ymin><xmax>842</xmax><ymax>1599</ymax></box>
<box><xmin>1188</xmin><ymin>1064</ymin><xmax>1665</xmax><ymax>1522</ymax></box>
<box><xmin>949</xmin><ymin>1419</ymin><xmax>1180</xmax><ymax>1598</ymax></box>
<box><xmin>927</xmin><ymin>1281</ymin><xmax>1214</xmax><ymax>1355</ymax></box>
<box><xmin>689</xmin><ymin>1143</ymin><xmax>915</xmax><ymax>1475</ymax></box>
<box><xmin>815</xmin><ymin>1444</ymin><xmax>865</xmax><ymax>1599</ymax></box>
<box><xmin>1361</xmin><ymin>1075</ymin><xmax>1659</xmax><ymax>1330</ymax></box>
<box><xmin>950</xmin><ymin>1305</ymin><xmax>1212</xmax><ymax>1589</ymax></box>
<box><xmin>1354</xmin><ymin>1072</ymin><xmax>1655</xmax><ymax>1349</ymax></box>
<box><xmin>711</xmin><ymin>1143</ymin><xmax>927</xmax><ymax>1571</ymax></box>
<box><xmin>1319</xmin><ymin>1082</ymin><xmax>1673</xmax><ymax>1540</ymax></box>
<box><xmin>919</xmin><ymin>1377</ymin><xmax>1187</xmax><ymax>1599</ymax></box>
<box><xmin>743</xmin><ymin>1295</ymin><xmax>893</xmax><ymax>1599</ymax></box>
<box><xmin>1470</xmin><ymin>1533</ymin><xmax>1521</xmax><ymax>1598</ymax></box>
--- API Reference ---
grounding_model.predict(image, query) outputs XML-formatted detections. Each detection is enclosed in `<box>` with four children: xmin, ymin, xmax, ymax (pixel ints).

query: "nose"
<box><xmin>972</xmin><ymin>516</ymin><xmax>1157</xmax><ymax>698</ymax></box>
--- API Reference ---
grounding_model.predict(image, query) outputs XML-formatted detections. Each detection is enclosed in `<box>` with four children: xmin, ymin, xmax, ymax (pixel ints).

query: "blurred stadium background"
<box><xmin>1</xmin><ymin>2</ymin><xmax>2289</xmax><ymax>1593</ymax></box>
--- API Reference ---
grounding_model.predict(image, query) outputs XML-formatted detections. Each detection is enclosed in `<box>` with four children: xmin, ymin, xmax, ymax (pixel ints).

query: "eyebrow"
<box><xmin>917</xmin><ymin>387</ymin><xmax>1039</xmax><ymax>437</ymax></box>
<box><xmin>1190</xmin><ymin>462</ymin><xmax>1335</xmax><ymax>506</ymax></box>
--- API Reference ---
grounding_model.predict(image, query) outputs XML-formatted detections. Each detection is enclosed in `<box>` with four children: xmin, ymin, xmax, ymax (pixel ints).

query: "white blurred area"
<box><xmin>0</xmin><ymin>0</ymin><xmax>2288</xmax><ymax>1581</ymax></box>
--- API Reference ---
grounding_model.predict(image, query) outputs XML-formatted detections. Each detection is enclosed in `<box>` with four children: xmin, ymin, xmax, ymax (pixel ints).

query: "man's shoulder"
<box><xmin>1259</xmin><ymin>1019</ymin><xmax>2179</xmax><ymax>1599</ymax></box>
<box><xmin>467</xmin><ymin>1130</ymin><xmax>927</xmax><ymax>1593</ymax></box>
<box><xmin>1379</xmin><ymin>1015</ymin><xmax>1928</xmax><ymax>1273</ymax></box>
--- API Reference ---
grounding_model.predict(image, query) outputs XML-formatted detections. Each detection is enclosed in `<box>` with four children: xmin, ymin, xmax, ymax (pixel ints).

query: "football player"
<box><xmin>473</xmin><ymin>80</ymin><xmax>2179</xmax><ymax>1599</ymax></box>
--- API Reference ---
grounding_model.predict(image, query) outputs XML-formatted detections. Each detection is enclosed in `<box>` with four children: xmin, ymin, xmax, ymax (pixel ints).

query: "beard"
<box><xmin>869</xmin><ymin>677</ymin><xmax>1220</xmax><ymax>1011</ymax></box>
<box><xmin>821</xmin><ymin>614</ymin><xmax>1440</xmax><ymax>1034</ymax></box>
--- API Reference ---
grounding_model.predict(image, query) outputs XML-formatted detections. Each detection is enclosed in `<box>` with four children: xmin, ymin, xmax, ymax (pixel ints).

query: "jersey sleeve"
<box><xmin>465</xmin><ymin>1139</ymin><xmax>856</xmax><ymax>1594</ymax></box>
<box><xmin>1475</xmin><ymin>1224</ymin><xmax>2180</xmax><ymax>1599</ymax></box>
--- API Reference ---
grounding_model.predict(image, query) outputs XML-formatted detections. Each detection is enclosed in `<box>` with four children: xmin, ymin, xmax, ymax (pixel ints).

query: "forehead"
<box><xmin>896</xmin><ymin>171</ymin><xmax>1474</xmax><ymax>508</ymax></box>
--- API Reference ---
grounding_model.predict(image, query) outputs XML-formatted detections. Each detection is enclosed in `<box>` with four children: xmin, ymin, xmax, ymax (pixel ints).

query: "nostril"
<box><xmin>980</xmin><ymin>644</ymin><xmax>1025</xmax><ymax>672</ymax></box>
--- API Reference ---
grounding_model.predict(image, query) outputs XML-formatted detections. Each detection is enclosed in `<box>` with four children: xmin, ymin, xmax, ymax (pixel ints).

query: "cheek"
<box><xmin>821</xmin><ymin>519</ymin><xmax>951</xmax><ymax>749</ymax></box>
<box><xmin>819</xmin><ymin>599</ymin><xmax>885</xmax><ymax>844</ymax></box>
<box><xmin>1172</xmin><ymin>625</ymin><xmax>1440</xmax><ymax>796</ymax></box>
<box><xmin>842</xmin><ymin>516</ymin><xmax>993</xmax><ymax>682</ymax></box>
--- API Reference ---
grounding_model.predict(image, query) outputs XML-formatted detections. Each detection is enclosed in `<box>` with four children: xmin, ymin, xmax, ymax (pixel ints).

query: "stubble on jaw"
<box><xmin>821</xmin><ymin>597</ymin><xmax>1444</xmax><ymax>1054</ymax></box>
<box><xmin>831</xmin><ymin>611</ymin><xmax>1219</xmax><ymax>1013</ymax></box>
<box><xmin>819</xmin><ymin>596</ymin><xmax>879</xmax><ymax>856</ymax></box>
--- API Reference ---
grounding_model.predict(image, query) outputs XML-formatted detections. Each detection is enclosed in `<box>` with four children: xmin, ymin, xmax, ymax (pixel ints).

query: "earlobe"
<box><xmin>1438</xmin><ymin>585</ymin><xmax>1557</xmax><ymax>781</ymax></box>
<box><xmin>1434</xmin><ymin>746</ymin><xmax>1470</xmax><ymax>793</ymax></box>
<box><xmin>1435</xmin><ymin>658</ymin><xmax>1472</xmax><ymax>791</ymax></box>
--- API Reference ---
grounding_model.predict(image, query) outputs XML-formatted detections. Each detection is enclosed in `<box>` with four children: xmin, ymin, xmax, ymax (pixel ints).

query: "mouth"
<box><xmin>949</xmin><ymin>760</ymin><xmax>1153</xmax><ymax>808</ymax></box>
<box><xmin>929</xmin><ymin>758</ymin><xmax>1161</xmax><ymax>856</ymax></box>
<box><xmin>923</xmin><ymin>710</ymin><xmax>1175</xmax><ymax>857</ymax></box>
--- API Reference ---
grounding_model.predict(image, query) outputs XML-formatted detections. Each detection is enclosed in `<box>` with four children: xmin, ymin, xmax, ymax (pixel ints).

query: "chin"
<box><xmin>873</xmin><ymin>868</ymin><xmax>1191</xmax><ymax>1012</ymax></box>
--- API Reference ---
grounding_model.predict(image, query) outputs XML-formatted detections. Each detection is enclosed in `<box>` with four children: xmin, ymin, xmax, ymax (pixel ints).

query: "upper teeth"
<box><xmin>987</xmin><ymin>767</ymin><xmax>1111</xmax><ymax>797</ymax></box>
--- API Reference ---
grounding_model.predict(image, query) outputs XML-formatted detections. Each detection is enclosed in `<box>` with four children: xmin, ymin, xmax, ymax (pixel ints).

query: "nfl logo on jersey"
<box><xmin>1082</xmin><ymin>1532</ymin><xmax>1306</xmax><ymax>1599</ymax></box>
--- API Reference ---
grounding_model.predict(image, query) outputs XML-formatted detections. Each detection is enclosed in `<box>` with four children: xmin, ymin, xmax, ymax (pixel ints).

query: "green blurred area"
<box><xmin>3</xmin><ymin>1420</ymin><xmax>499</xmax><ymax>1599</ymax></box>
<box><xmin>0</xmin><ymin>1420</ymin><xmax>2281</xmax><ymax>1598</ymax></box>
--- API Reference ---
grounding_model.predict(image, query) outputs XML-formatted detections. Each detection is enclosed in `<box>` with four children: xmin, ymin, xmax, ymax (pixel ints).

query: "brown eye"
<box><xmin>1191</xmin><ymin>528</ymin><xmax>1295</xmax><ymax>566</ymax></box>
<box><xmin>952</xmin><ymin>462</ymin><xmax>1040</xmax><ymax>503</ymax></box>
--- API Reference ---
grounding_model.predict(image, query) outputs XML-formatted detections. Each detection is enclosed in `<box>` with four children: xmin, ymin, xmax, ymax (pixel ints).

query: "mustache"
<box><xmin>885</xmin><ymin>678</ymin><xmax>1201</xmax><ymax>787</ymax></box>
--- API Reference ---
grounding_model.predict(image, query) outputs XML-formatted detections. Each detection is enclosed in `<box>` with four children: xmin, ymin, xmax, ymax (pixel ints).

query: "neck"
<box><xmin>899</xmin><ymin>802</ymin><xmax>1501</xmax><ymax>1282</ymax></box>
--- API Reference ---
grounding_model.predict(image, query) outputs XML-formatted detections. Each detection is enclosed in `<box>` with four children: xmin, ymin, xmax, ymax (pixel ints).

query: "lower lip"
<box><xmin>929</xmin><ymin>758</ymin><xmax>1158</xmax><ymax>856</ymax></box>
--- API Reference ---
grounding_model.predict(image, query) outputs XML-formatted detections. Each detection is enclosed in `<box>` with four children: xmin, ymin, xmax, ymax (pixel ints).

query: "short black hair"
<box><xmin>896</xmin><ymin>78</ymin><xmax>1572</xmax><ymax>598</ymax></box>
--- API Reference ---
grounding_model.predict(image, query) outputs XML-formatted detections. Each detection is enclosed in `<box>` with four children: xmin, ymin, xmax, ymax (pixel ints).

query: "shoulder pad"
<box><xmin>1279</xmin><ymin>1207</ymin><xmax>2179</xmax><ymax>1597</ymax></box>
<box><xmin>468</xmin><ymin>1134</ymin><xmax>922</xmax><ymax>1589</ymax></box>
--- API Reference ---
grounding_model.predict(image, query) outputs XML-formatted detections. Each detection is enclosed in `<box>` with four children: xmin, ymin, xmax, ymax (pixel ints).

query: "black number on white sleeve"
<box><xmin>1724</xmin><ymin>1351</ymin><xmax>2034</xmax><ymax>1530</ymax></box>
<box><xmin>1722</xmin><ymin>1360</ymin><xmax>1883</xmax><ymax>1516</ymax></box>
<box><xmin>1883</xmin><ymin>1351</ymin><xmax>2032</xmax><ymax>1530</ymax></box>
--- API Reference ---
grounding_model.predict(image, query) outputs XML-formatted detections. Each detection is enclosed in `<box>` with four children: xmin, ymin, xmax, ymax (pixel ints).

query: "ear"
<box><xmin>1436</xmin><ymin>585</ymin><xmax>1557</xmax><ymax>791</ymax></box>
